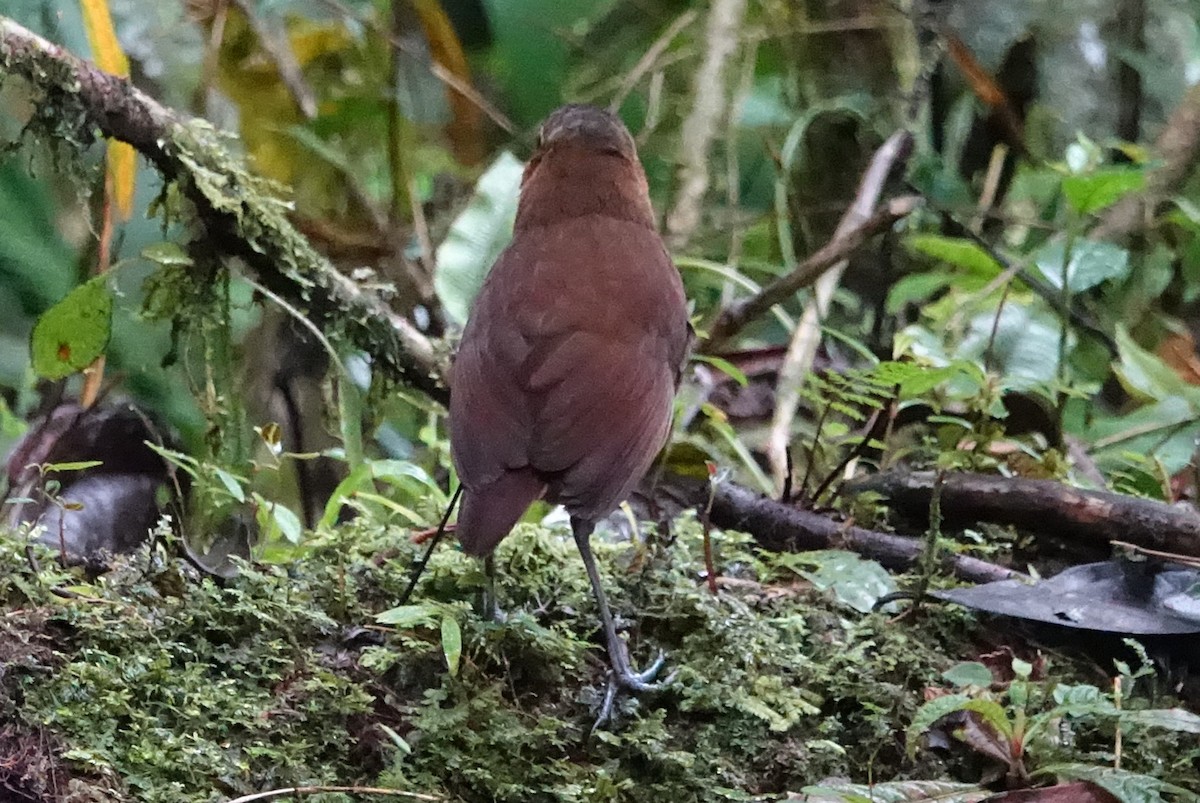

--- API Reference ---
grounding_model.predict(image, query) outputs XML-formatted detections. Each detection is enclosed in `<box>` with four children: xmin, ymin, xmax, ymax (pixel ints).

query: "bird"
<box><xmin>448</xmin><ymin>103</ymin><xmax>691</xmax><ymax>707</ymax></box>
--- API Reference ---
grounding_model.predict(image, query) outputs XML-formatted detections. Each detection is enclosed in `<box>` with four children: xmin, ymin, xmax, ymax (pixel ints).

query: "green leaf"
<box><xmin>959</xmin><ymin>305</ymin><xmax>1063</xmax><ymax>390</ymax></box>
<box><xmin>1033</xmin><ymin>238</ymin><xmax>1130</xmax><ymax>293</ymax></box>
<box><xmin>1113</xmin><ymin>326</ymin><xmax>1196</xmax><ymax>402</ymax></box>
<box><xmin>43</xmin><ymin>460</ymin><xmax>104</xmax><ymax>473</ymax></box>
<box><xmin>691</xmin><ymin>354</ymin><xmax>748</xmax><ymax>387</ymax></box>
<box><xmin>434</xmin><ymin>151</ymin><xmax>524</xmax><ymax>324</ymax></box>
<box><xmin>30</xmin><ymin>276</ymin><xmax>114</xmax><ymax>380</ymax></box>
<box><xmin>885</xmin><ymin>271</ymin><xmax>956</xmax><ymax>315</ymax></box>
<box><xmin>376</xmin><ymin>603</ymin><xmax>440</xmax><ymax>628</ymax></box>
<box><xmin>781</xmin><ymin>550</ymin><xmax>896</xmax><ymax>613</ymax></box>
<box><xmin>319</xmin><ymin>463</ymin><xmax>374</xmax><ymax>529</ymax></box>
<box><xmin>1050</xmin><ymin>683</ymin><xmax>1115</xmax><ymax>716</ymax></box>
<box><xmin>942</xmin><ymin>662</ymin><xmax>993</xmax><ymax>689</ymax></box>
<box><xmin>1121</xmin><ymin>707</ymin><xmax>1200</xmax><ymax>734</ymax></box>
<box><xmin>906</xmin><ymin>235</ymin><xmax>1003</xmax><ymax>276</ymax></box>
<box><xmin>213</xmin><ymin>468</ymin><xmax>246</xmax><ymax>503</ymax></box>
<box><xmin>140</xmin><ymin>242</ymin><xmax>193</xmax><ymax>267</ymax></box>
<box><xmin>906</xmin><ymin>694</ymin><xmax>1012</xmax><ymax>757</ymax></box>
<box><xmin>270</xmin><ymin>502</ymin><xmax>302</xmax><ymax>544</ymax></box>
<box><xmin>253</xmin><ymin>493</ymin><xmax>303</xmax><ymax>544</ymax></box>
<box><xmin>1062</xmin><ymin>167</ymin><xmax>1145</xmax><ymax>215</ymax></box>
<box><xmin>797</xmin><ymin>780</ymin><xmax>990</xmax><ymax>803</ymax></box>
<box><xmin>1035</xmin><ymin>764</ymin><xmax>1200</xmax><ymax>803</ymax></box>
<box><xmin>441</xmin><ymin>613</ymin><xmax>462</xmax><ymax>677</ymax></box>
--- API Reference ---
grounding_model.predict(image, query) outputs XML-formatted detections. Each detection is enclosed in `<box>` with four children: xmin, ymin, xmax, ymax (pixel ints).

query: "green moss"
<box><xmin>1</xmin><ymin>514</ymin><xmax>1193</xmax><ymax>801</ymax></box>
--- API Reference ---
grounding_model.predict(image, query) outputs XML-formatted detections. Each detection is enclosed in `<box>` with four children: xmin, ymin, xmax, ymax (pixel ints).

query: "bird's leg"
<box><xmin>480</xmin><ymin>554</ymin><xmax>506</xmax><ymax>623</ymax></box>
<box><xmin>571</xmin><ymin>518</ymin><xmax>664</xmax><ymax>691</ymax></box>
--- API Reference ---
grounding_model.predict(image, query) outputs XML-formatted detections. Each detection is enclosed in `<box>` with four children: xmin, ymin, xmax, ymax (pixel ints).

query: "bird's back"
<box><xmin>450</xmin><ymin>213</ymin><xmax>688</xmax><ymax>556</ymax></box>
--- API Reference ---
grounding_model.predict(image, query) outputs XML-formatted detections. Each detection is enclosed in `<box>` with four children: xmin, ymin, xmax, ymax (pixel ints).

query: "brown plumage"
<box><xmin>448</xmin><ymin>103</ymin><xmax>690</xmax><ymax>706</ymax></box>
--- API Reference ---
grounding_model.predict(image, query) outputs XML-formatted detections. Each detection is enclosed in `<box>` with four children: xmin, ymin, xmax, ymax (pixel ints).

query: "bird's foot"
<box><xmin>591</xmin><ymin>651</ymin><xmax>671</xmax><ymax>732</ymax></box>
<box><xmin>614</xmin><ymin>650</ymin><xmax>667</xmax><ymax>691</ymax></box>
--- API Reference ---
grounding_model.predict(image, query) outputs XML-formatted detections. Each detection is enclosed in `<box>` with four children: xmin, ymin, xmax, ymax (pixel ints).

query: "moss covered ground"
<box><xmin>0</xmin><ymin>514</ymin><xmax>1194</xmax><ymax>801</ymax></box>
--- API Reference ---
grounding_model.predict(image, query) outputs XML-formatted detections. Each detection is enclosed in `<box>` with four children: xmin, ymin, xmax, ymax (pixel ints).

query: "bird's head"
<box><xmin>515</xmin><ymin>104</ymin><xmax>655</xmax><ymax>231</ymax></box>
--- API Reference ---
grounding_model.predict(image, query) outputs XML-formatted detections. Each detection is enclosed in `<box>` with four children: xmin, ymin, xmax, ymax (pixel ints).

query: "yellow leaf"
<box><xmin>79</xmin><ymin>0</ymin><xmax>129</xmax><ymax>77</ymax></box>
<box><xmin>106</xmin><ymin>140</ymin><xmax>136</xmax><ymax>220</ymax></box>
<box><xmin>80</xmin><ymin>0</ymin><xmax>135</xmax><ymax>220</ymax></box>
<box><xmin>412</xmin><ymin>0</ymin><xmax>483</xmax><ymax>165</ymax></box>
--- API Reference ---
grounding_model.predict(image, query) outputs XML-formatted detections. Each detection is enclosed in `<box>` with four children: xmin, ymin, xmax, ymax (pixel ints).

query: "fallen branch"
<box><xmin>678</xmin><ymin>479</ymin><xmax>1023</xmax><ymax>584</ymax></box>
<box><xmin>844</xmin><ymin>471</ymin><xmax>1200</xmax><ymax>558</ymax></box>
<box><xmin>0</xmin><ymin>16</ymin><xmax>447</xmax><ymax>403</ymax></box>
<box><xmin>703</xmin><ymin>194</ymin><xmax>921</xmax><ymax>353</ymax></box>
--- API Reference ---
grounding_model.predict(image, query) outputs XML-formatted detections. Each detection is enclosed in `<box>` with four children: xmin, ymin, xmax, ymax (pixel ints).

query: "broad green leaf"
<box><xmin>1121</xmin><ymin>707</ymin><xmax>1200</xmax><ymax>734</ymax></box>
<box><xmin>376</xmin><ymin>603</ymin><xmax>440</xmax><ymax>628</ymax></box>
<box><xmin>441</xmin><ymin>613</ymin><xmax>462</xmax><ymax>677</ymax></box>
<box><xmin>320</xmin><ymin>463</ymin><xmax>374</xmax><ymax>529</ymax></box>
<box><xmin>1113</xmin><ymin>326</ymin><xmax>1196</xmax><ymax>402</ymax></box>
<box><xmin>213</xmin><ymin>468</ymin><xmax>247</xmax><ymax>503</ymax></box>
<box><xmin>780</xmin><ymin>550</ymin><xmax>895</xmax><ymax>613</ymax></box>
<box><xmin>30</xmin><ymin>277</ymin><xmax>114</xmax><ymax>380</ymax></box>
<box><xmin>1036</xmin><ymin>764</ymin><xmax>1200</xmax><ymax>803</ymax></box>
<box><xmin>906</xmin><ymin>234</ymin><xmax>1003</xmax><ymax>276</ymax></box>
<box><xmin>1033</xmin><ymin>238</ymin><xmax>1130</xmax><ymax>293</ymax></box>
<box><xmin>1062</xmin><ymin>167</ymin><xmax>1145</xmax><ymax>215</ymax></box>
<box><xmin>959</xmin><ymin>305</ymin><xmax>1062</xmax><ymax>391</ymax></box>
<box><xmin>434</xmin><ymin>151</ymin><xmax>524</xmax><ymax>324</ymax></box>
<box><xmin>885</xmin><ymin>271</ymin><xmax>957</xmax><ymax>315</ymax></box>
<box><xmin>253</xmin><ymin>493</ymin><xmax>303</xmax><ymax>544</ymax></box>
<box><xmin>942</xmin><ymin>662</ymin><xmax>994</xmax><ymax>689</ymax></box>
<box><xmin>1051</xmin><ymin>683</ymin><xmax>1115</xmax><ymax>716</ymax></box>
<box><xmin>270</xmin><ymin>502</ymin><xmax>303</xmax><ymax>544</ymax></box>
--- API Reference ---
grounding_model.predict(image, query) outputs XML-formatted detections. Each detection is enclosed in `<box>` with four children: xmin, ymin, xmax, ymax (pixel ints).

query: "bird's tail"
<box><xmin>456</xmin><ymin>468</ymin><xmax>546</xmax><ymax>556</ymax></box>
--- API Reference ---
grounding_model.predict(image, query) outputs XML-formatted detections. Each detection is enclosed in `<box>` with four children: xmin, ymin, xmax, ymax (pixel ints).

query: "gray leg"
<box><xmin>481</xmin><ymin>553</ymin><xmax>506</xmax><ymax>623</ymax></box>
<box><xmin>571</xmin><ymin>517</ymin><xmax>665</xmax><ymax>693</ymax></box>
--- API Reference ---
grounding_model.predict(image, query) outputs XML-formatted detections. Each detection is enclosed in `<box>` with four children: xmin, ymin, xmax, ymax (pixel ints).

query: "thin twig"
<box><xmin>230</xmin><ymin>0</ymin><xmax>318</xmax><ymax>119</ymax></box>
<box><xmin>609</xmin><ymin>9</ymin><xmax>699</xmax><ymax>112</ymax></box>
<box><xmin>704</xmin><ymin>194</ymin><xmax>920</xmax><ymax>352</ymax></box>
<box><xmin>764</xmin><ymin>130</ymin><xmax>914</xmax><ymax>488</ymax></box>
<box><xmin>398</xmin><ymin>485</ymin><xmax>463</xmax><ymax>605</ymax></box>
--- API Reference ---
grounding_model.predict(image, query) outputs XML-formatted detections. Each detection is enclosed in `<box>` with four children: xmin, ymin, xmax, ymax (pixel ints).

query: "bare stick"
<box><xmin>664</xmin><ymin>0</ymin><xmax>749</xmax><ymax>250</ymax></box>
<box><xmin>765</xmin><ymin>130</ymin><xmax>914</xmax><ymax>488</ymax></box>
<box><xmin>224</xmin><ymin>785</ymin><xmax>439</xmax><ymax>803</ymax></box>
<box><xmin>609</xmin><ymin>10</ymin><xmax>699</xmax><ymax>112</ymax></box>
<box><xmin>704</xmin><ymin>194</ymin><xmax>920</xmax><ymax>353</ymax></box>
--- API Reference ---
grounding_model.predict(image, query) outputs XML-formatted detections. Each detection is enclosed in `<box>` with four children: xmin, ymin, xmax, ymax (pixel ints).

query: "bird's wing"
<box><xmin>448</xmin><ymin>248</ymin><xmax>535</xmax><ymax>490</ymax></box>
<box><xmin>527</xmin><ymin>331</ymin><xmax>676</xmax><ymax>520</ymax></box>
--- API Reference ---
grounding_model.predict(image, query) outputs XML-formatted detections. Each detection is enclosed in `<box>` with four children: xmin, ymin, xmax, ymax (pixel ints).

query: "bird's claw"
<box><xmin>614</xmin><ymin>650</ymin><xmax>667</xmax><ymax>691</ymax></box>
<box><xmin>591</xmin><ymin>650</ymin><xmax>671</xmax><ymax>732</ymax></box>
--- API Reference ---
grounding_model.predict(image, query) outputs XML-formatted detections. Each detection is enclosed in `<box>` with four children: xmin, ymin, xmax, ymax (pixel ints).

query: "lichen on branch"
<box><xmin>0</xmin><ymin>15</ymin><xmax>447</xmax><ymax>403</ymax></box>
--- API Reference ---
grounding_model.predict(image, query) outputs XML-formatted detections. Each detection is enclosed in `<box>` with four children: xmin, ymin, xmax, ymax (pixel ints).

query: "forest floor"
<box><xmin>0</xmin><ymin>513</ymin><xmax>1196</xmax><ymax>802</ymax></box>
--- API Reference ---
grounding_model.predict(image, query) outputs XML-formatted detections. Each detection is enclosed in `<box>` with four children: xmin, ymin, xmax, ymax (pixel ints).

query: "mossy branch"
<box><xmin>0</xmin><ymin>15</ymin><xmax>448</xmax><ymax>404</ymax></box>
